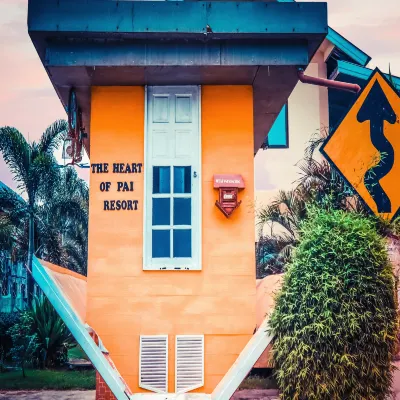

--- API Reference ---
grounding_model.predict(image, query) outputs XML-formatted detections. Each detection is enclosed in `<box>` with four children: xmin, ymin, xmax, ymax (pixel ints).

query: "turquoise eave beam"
<box><xmin>44</xmin><ymin>41</ymin><xmax>309</xmax><ymax>68</ymax></box>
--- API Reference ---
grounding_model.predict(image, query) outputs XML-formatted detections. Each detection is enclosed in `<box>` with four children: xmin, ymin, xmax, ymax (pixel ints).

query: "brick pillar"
<box><xmin>96</xmin><ymin>372</ymin><xmax>117</xmax><ymax>400</ymax></box>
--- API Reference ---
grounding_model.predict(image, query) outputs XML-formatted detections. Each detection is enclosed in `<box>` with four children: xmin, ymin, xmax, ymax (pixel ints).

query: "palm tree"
<box><xmin>256</xmin><ymin>189</ymin><xmax>306</xmax><ymax>277</ymax></box>
<box><xmin>0</xmin><ymin>121</ymin><xmax>68</xmax><ymax>304</ymax></box>
<box><xmin>256</xmin><ymin>134</ymin><xmax>365</xmax><ymax>277</ymax></box>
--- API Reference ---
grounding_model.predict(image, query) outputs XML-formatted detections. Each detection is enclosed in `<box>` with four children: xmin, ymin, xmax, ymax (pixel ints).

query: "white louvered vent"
<box><xmin>139</xmin><ymin>335</ymin><xmax>168</xmax><ymax>393</ymax></box>
<box><xmin>175</xmin><ymin>335</ymin><xmax>204</xmax><ymax>393</ymax></box>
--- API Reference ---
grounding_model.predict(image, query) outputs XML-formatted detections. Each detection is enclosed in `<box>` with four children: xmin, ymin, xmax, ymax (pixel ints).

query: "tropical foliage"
<box><xmin>256</xmin><ymin>133</ymin><xmax>366</xmax><ymax>278</ymax></box>
<box><xmin>0</xmin><ymin>121</ymin><xmax>68</xmax><ymax>303</ymax></box>
<box><xmin>30</xmin><ymin>296</ymin><xmax>73</xmax><ymax>368</ymax></box>
<box><xmin>0</xmin><ymin>120</ymin><xmax>89</xmax><ymax>307</ymax></box>
<box><xmin>270</xmin><ymin>207</ymin><xmax>398</xmax><ymax>400</ymax></box>
<box><xmin>0</xmin><ymin>120</ymin><xmax>88</xmax><ymax>371</ymax></box>
<box><xmin>256</xmin><ymin>189</ymin><xmax>306</xmax><ymax>275</ymax></box>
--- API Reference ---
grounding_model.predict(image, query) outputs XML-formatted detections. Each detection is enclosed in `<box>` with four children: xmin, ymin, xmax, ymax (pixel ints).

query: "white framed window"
<box><xmin>139</xmin><ymin>335</ymin><xmax>168</xmax><ymax>394</ymax></box>
<box><xmin>175</xmin><ymin>335</ymin><xmax>204</xmax><ymax>393</ymax></box>
<box><xmin>144</xmin><ymin>86</ymin><xmax>201</xmax><ymax>271</ymax></box>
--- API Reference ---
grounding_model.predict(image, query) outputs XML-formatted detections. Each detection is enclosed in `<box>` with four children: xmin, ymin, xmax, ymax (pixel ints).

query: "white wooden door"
<box><xmin>144</xmin><ymin>86</ymin><xmax>201</xmax><ymax>271</ymax></box>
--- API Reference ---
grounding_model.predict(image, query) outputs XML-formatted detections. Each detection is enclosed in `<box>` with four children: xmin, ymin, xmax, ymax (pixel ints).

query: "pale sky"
<box><xmin>0</xmin><ymin>0</ymin><xmax>399</xmax><ymax>192</ymax></box>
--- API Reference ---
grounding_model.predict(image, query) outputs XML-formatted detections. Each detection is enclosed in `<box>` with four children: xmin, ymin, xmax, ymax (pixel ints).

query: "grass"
<box><xmin>0</xmin><ymin>369</ymin><xmax>95</xmax><ymax>390</ymax></box>
<box><xmin>0</xmin><ymin>367</ymin><xmax>276</xmax><ymax>392</ymax></box>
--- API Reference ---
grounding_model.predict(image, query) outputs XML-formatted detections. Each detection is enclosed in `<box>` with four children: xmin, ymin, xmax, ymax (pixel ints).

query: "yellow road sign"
<box><xmin>321</xmin><ymin>69</ymin><xmax>400</xmax><ymax>221</ymax></box>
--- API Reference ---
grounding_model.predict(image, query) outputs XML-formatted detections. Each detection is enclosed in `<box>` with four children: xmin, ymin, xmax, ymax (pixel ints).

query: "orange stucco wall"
<box><xmin>87</xmin><ymin>85</ymin><xmax>256</xmax><ymax>393</ymax></box>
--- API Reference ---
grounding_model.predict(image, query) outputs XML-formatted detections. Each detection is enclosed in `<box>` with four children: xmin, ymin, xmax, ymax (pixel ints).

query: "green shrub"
<box><xmin>270</xmin><ymin>207</ymin><xmax>398</xmax><ymax>400</ymax></box>
<box><xmin>7</xmin><ymin>312</ymin><xmax>39</xmax><ymax>377</ymax></box>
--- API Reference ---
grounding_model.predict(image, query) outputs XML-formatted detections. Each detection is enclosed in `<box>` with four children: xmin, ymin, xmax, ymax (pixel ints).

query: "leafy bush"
<box><xmin>30</xmin><ymin>296</ymin><xmax>73</xmax><ymax>368</ymax></box>
<box><xmin>7</xmin><ymin>312</ymin><xmax>39</xmax><ymax>377</ymax></box>
<box><xmin>0</xmin><ymin>312</ymin><xmax>20</xmax><ymax>367</ymax></box>
<box><xmin>270</xmin><ymin>207</ymin><xmax>398</xmax><ymax>400</ymax></box>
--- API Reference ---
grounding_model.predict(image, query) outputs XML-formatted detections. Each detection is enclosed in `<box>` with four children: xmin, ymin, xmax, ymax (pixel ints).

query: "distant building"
<box><xmin>253</xmin><ymin>27</ymin><xmax>400</xmax><ymax>367</ymax></box>
<box><xmin>0</xmin><ymin>250</ymin><xmax>27</xmax><ymax>313</ymax></box>
<box><xmin>0</xmin><ymin>182</ymin><xmax>30</xmax><ymax>313</ymax></box>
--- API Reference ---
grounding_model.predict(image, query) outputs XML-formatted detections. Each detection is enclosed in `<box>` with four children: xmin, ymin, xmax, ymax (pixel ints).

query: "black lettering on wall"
<box><xmin>103</xmin><ymin>200</ymin><xmax>139</xmax><ymax>211</ymax></box>
<box><xmin>98</xmin><ymin>161</ymin><xmax>142</xmax><ymax>211</ymax></box>
<box><xmin>117</xmin><ymin>182</ymin><xmax>134</xmax><ymax>192</ymax></box>
<box><xmin>91</xmin><ymin>163</ymin><xmax>109</xmax><ymax>173</ymax></box>
<box><xmin>111</xmin><ymin>163</ymin><xmax>143</xmax><ymax>173</ymax></box>
<box><xmin>100</xmin><ymin>182</ymin><xmax>112</xmax><ymax>192</ymax></box>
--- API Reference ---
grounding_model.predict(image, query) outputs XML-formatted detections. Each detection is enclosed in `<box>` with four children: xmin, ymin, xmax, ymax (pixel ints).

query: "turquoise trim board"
<box><xmin>265</xmin><ymin>104</ymin><xmax>289</xmax><ymax>148</ymax></box>
<box><xmin>277</xmin><ymin>0</ymin><xmax>371</xmax><ymax>66</ymax></box>
<box><xmin>327</xmin><ymin>28</ymin><xmax>371</xmax><ymax>67</ymax></box>
<box><xmin>32</xmin><ymin>257</ymin><xmax>131</xmax><ymax>400</ymax></box>
<box><xmin>335</xmin><ymin>60</ymin><xmax>400</xmax><ymax>89</ymax></box>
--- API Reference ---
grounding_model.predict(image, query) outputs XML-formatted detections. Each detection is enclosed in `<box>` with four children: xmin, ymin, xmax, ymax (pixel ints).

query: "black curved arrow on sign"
<box><xmin>357</xmin><ymin>80</ymin><xmax>397</xmax><ymax>213</ymax></box>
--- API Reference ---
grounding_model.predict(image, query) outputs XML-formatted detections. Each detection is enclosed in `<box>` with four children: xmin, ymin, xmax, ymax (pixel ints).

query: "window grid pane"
<box><xmin>152</xmin><ymin>164</ymin><xmax>192</xmax><ymax>260</ymax></box>
<box><xmin>173</xmin><ymin>229</ymin><xmax>192</xmax><ymax>258</ymax></box>
<box><xmin>152</xmin><ymin>198</ymin><xmax>171</xmax><ymax>226</ymax></box>
<box><xmin>174</xmin><ymin>166</ymin><xmax>191</xmax><ymax>193</ymax></box>
<box><xmin>152</xmin><ymin>230</ymin><xmax>170</xmax><ymax>258</ymax></box>
<box><xmin>173</xmin><ymin>198</ymin><xmax>191</xmax><ymax>226</ymax></box>
<box><xmin>153</xmin><ymin>166</ymin><xmax>171</xmax><ymax>194</ymax></box>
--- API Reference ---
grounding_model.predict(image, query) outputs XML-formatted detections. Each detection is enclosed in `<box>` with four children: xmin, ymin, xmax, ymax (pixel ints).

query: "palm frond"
<box><xmin>303</xmin><ymin>131</ymin><xmax>326</xmax><ymax>161</ymax></box>
<box><xmin>256</xmin><ymin>232</ymin><xmax>298</xmax><ymax>277</ymax></box>
<box><xmin>38</xmin><ymin>120</ymin><xmax>68</xmax><ymax>155</ymax></box>
<box><xmin>0</xmin><ymin>217</ymin><xmax>14</xmax><ymax>252</ymax></box>
<box><xmin>258</xmin><ymin>190</ymin><xmax>306</xmax><ymax>238</ymax></box>
<box><xmin>0</xmin><ymin>186</ymin><xmax>27</xmax><ymax>214</ymax></box>
<box><xmin>0</xmin><ymin>127</ymin><xmax>30</xmax><ymax>192</ymax></box>
<box><xmin>29</xmin><ymin>153</ymin><xmax>60</xmax><ymax>201</ymax></box>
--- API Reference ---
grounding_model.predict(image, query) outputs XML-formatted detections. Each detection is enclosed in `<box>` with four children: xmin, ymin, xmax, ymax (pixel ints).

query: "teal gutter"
<box><xmin>335</xmin><ymin>60</ymin><xmax>400</xmax><ymax>89</ymax></box>
<box><xmin>277</xmin><ymin>0</ymin><xmax>371</xmax><ymax>66</ymax></box>
<box><xmin>32</xmin><ymin>256</ymin><xmax>131</xmax><ymax>400</ymax></box>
